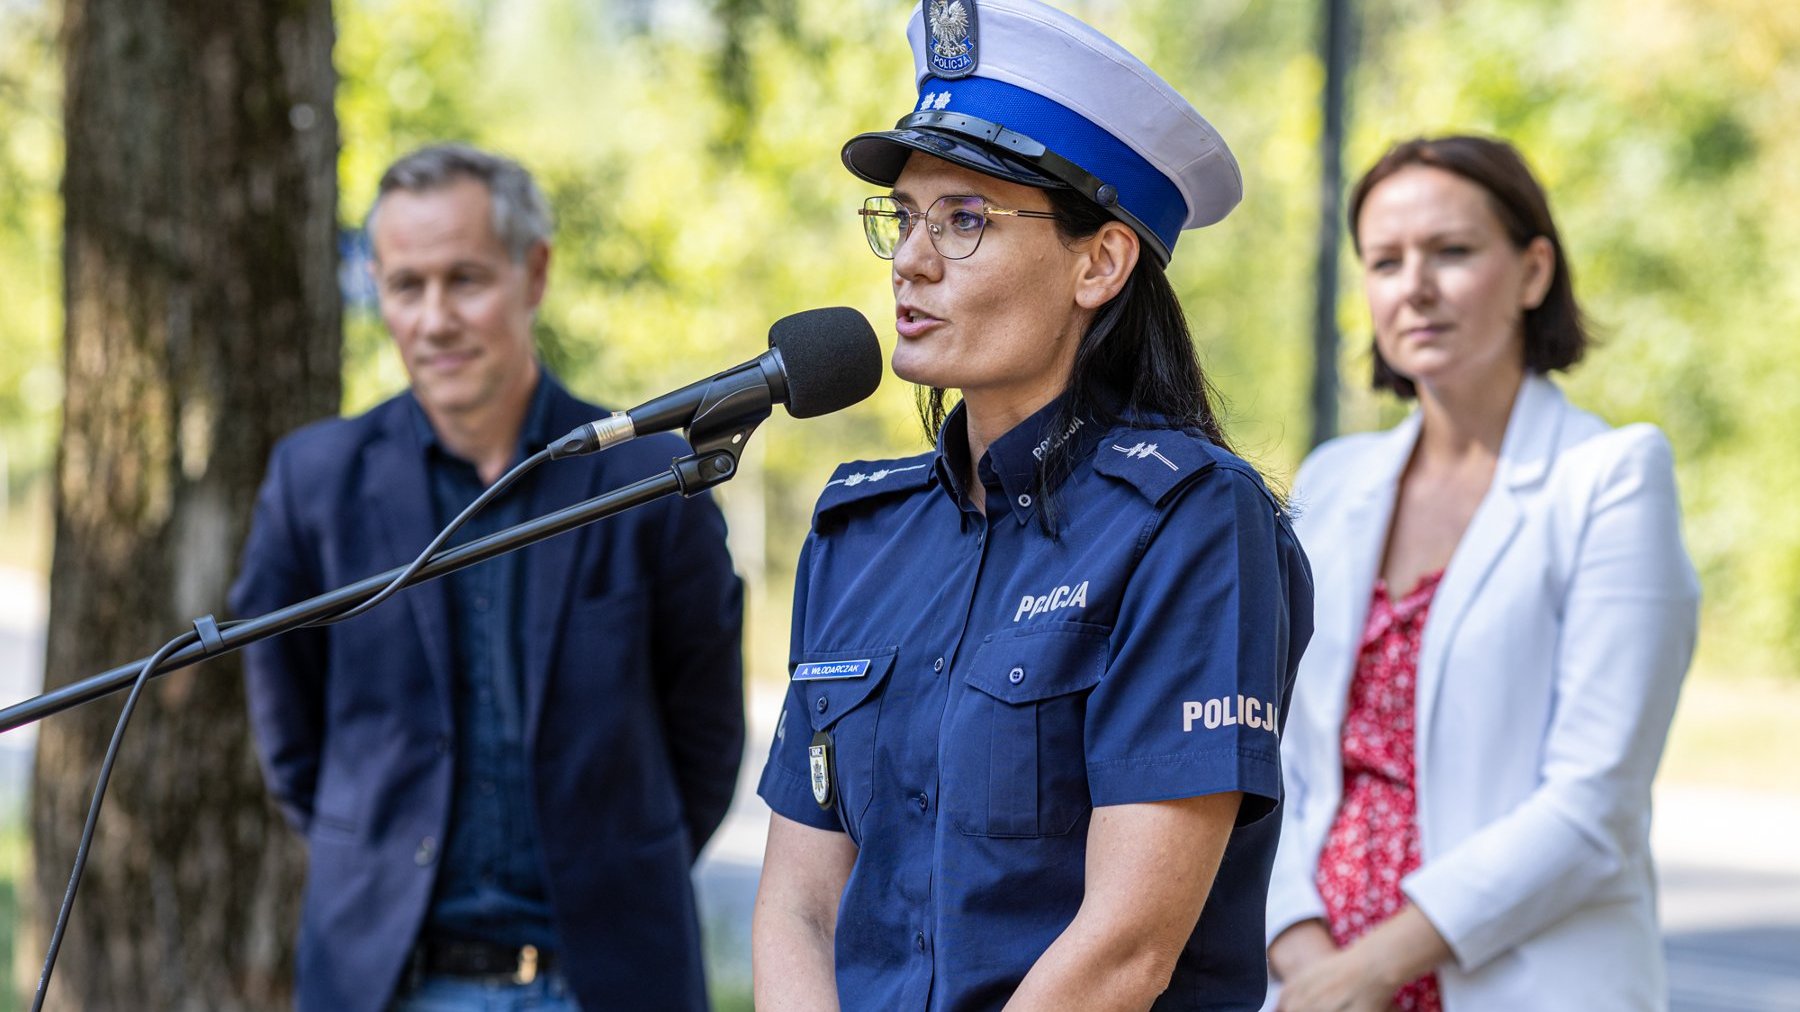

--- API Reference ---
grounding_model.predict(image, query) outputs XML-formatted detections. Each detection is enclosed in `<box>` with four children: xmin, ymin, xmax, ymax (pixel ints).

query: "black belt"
<box><xmin>412</xmin><ymin>936</ymin><xmax>555</xmax><ymax>984</ymax></box>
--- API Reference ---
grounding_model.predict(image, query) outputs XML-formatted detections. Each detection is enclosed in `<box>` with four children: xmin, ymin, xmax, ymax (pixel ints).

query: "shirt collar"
<box><xmin>409</xmin><ymin>367</ymin><xmax>557</xmax><ymax>465</ymax></box>
<box><xmin>932</xmin><ymin>391</ymin><xmax>1105</xmax><ymax>524</ymax></box>
<box><xmin>932</xmin><ymin>405</ymin><xmax>976</xmax><ymax>508</ymax></box>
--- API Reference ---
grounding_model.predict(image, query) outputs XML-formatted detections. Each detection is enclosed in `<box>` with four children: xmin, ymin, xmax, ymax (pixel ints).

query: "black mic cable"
<box><xmin>34</xmin><ymin>627</ymin><xmax>199</xmax><ymax>1012</ymax></box>
<box><xmin>32</xmin><ymin>447</ymin><xmax>554</xmax><ymax>1009</ymax></box>
<box><xmin>28</xmin><ymin>304</ymin><xmax>880</xmax><ymax>1004</ymax></box>
<box><xmin>307</xmin><ymin>447</ymin><xmax>553</xmax><ymax>628</ymax></box>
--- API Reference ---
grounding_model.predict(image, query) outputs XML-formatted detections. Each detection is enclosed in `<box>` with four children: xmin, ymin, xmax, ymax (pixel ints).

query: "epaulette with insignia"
<box><xmin>812</xmin><ymin>453</ymin><xmax>937</xmax><ymax>525</ymax></box>
<box><xmin>1090</xmin><ymin>428</ymin><xmax>1219</xmax><ymax>505</ymax></box>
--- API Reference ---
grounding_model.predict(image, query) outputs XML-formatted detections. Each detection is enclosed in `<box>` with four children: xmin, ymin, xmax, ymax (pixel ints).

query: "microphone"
<box><xmin>549</xmin><ymin>307</ymin><xmax>882</xmax><ymax>459</ymax></box>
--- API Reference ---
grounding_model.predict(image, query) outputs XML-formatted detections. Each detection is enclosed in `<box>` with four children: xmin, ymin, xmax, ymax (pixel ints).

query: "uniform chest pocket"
<box><xmin>795</xmin><ymin>647</ymin><xmax>896</xmax><ymax>834</ymax></box>
<box><xmin>946</xmin><ymin>625</ymin><xmax>1108</xmax><ymax>838</ymax></box>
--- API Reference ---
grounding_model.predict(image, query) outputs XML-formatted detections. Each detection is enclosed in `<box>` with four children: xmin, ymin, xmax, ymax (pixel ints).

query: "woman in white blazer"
<box><xmin>1266</xmin><ymin>136</ymin><xmax>1699</xmax><ymax>1011</ymax></box>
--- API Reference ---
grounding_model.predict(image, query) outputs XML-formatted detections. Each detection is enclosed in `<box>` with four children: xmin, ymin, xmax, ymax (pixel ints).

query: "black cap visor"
<box><xmin>842</xmin><ymin>125</ymin><xmax>1065</xmax><ymax>192</ymax></box>
<box><xmin>841</xmin><ymin>112</ymin><xmax>1173</xmax><ymax>264</ymax></box>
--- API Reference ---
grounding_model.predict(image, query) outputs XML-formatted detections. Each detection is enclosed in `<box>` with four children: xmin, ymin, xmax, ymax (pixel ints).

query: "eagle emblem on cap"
<box><xmin>926</xmin><ymin>0</ymin><xmax>979</xmax><ymax>78</ymax></box>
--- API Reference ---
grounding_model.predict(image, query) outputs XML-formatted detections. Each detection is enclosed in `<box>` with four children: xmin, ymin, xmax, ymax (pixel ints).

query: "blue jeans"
<box><xmin>391</xmin><ymin>972</ymin><xmax>582</xmax><ymax>1011</ymax></box>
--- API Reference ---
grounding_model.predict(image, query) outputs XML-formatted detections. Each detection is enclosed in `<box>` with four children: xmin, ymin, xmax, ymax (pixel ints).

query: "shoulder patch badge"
<box><xmin>824</xmin><ymin>462</ymin><xmax>930</xmax><ymax>490</ymax></box>
<box><xmin>813</xmin><ymin>455</ymin><xmax>936</xmax><ymax>526</ymax></box>
<box><xmin>1092</xmin><ymin>429</ymin><xmax>1217</xmax><ymax>504</ymax></box>
<box><xmin>1109</xmin><ymin>441</ymin><xmax>1180</xmax><ymax>471</ymax></box>
<box><xmin>926</xmin><ymin>0</ymin><xmax>979</xmax><ymax>79</ymax></box>
<box><xmin>809</xmin><ymin>730</ymin><xmax>836</xmax><ymax>809</ymax></box>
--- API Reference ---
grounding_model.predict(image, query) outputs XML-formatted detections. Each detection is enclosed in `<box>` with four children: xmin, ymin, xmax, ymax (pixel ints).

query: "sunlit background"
<box><xmin>1</xmin><ymin>0</ymin><xmax>1798</xmax><ymax>1007</ymax></box>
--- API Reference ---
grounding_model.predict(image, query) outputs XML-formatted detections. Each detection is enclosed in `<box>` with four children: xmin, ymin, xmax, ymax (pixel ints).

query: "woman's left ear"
<box><xmin>1074</xmin><ymin>222</ymin><xmax>1140</xmax><ymax>310</ymax></box>
<box><xmin>1520</xmin><ymin>235</ymin><xmax>1555</xmax><ymax>311</ymax></box>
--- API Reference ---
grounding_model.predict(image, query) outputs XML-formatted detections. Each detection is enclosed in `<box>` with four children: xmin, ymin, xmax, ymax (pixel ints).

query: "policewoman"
<box><xmin>752</xmin><ymin>1</ymin><xmax>1313</xmax><ymax>1009</ymax></box>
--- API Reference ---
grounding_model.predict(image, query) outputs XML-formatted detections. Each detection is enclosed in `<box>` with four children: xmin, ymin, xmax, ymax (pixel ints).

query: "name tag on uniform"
<box><xmin>793</xmin><ymin>659</ymin><xmax>872</xmax><ymax>681</ymax></box>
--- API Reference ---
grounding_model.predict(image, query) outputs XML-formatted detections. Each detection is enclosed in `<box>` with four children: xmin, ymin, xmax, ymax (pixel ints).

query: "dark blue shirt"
<box><xmin>415</xmin><ymin>376</ymin><xmax>561</xmax><ymax>950</ymax></box>
<box><xmin>757</xmin><ymin>398</ymin><xmax>1313</xmax><ymax>1009</ymax></box>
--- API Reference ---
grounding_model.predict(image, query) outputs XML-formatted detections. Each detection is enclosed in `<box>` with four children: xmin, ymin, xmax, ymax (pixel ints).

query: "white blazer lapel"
<box><xmin>1415</xmin><ymin>376</ymin><xmax>1565</xmax><ymax>776</ymax></box>
<box><xmin>1313</xmin><ymin>414</ymin><xmax>1420</xmax><ymax>730</ymax></box>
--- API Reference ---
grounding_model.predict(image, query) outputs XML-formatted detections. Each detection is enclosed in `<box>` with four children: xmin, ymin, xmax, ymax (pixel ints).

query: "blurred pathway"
<box><xmin>1656</xmin><ymin>785</ymin><xmax>1800</xmax><ymax>1010</ymax></box>
<box><xmin>699</xmin><ymin>684</ymin><xmax>1800</xmax><ymax>1008</ymax></box>
<box><xmin>0</xmin><ymin>567</ymin><xmax>43</xmax><ymax>816</ymax></box>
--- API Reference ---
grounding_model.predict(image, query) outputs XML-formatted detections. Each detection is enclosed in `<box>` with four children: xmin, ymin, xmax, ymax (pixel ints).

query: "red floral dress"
<box><xmin>1314</xmin><ymin>571</ymin><xmax>1445</xmax><ymax>1012</ymax></box>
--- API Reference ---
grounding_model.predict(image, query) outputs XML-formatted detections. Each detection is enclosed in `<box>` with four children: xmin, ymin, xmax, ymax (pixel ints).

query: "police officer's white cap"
<box><xmin>842</xmin><ymin>0</ymin><xmax>1242</xmax><ymax>263</ymax></box>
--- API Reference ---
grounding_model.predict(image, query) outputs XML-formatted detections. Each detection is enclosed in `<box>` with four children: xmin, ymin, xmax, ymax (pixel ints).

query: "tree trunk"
<box><xmin>31</xmin><ymin>0</ymin><xmax>339</xmax><ymax>1007</ymax></box>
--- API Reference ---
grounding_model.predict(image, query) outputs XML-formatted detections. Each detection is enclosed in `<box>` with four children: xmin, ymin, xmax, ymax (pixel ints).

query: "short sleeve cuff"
<box><xmin>1087</xmin><ymin>746</ymin><xmax>1282</xmax><ymax>824</ymax></box>
<box><xmin>756</xmin><ymin>760</ymin><xmax>845</xmax><ymax>833</ymax></box>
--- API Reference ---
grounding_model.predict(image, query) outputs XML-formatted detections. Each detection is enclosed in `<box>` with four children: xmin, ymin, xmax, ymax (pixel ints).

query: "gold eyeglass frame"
<box><xmin>860</xmin><ymin>194</ymin><xmax>1059</xmax><ymax>260</ymax></box>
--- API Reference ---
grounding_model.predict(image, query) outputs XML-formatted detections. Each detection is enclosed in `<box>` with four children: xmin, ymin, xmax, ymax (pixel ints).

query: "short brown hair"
<box><xmin>1348</xmin><ymin>135</ymin><xmax>1590</xmax><ymax>399</ymax></box>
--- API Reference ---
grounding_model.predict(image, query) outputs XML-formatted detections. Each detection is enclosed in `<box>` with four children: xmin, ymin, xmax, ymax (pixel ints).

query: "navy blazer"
<box><xmin>230</xmin><ymin>375</ymin><xmax>744</xmax><ymax>1011</ymax></box>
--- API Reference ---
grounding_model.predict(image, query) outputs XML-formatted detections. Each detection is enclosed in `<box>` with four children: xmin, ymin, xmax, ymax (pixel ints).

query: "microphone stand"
<box><xmin>0</xmin><ymin>373</ymin><xmax>774</xmax><ymax>735</ymax></box>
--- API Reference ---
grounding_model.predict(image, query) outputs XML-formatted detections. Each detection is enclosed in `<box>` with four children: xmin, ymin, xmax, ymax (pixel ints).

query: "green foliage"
<box><xmin>3</xmin><ymin>0</ymin><xmax>1798</xmax><ymax>680</ymax></box>
<box><xmin>0</xmin><ymin>816</ymin><xmax>25</xmax><ymax>1011</ymax></box>
<box><xmin>1340</xmin><ymin>0</ymin><xmax>1800</xmax><ymax>677</ymax></box>
<box><xmin>0</xmin><ymin>0</ymin><xmax>61</xmax><ymax>500</ymax></box>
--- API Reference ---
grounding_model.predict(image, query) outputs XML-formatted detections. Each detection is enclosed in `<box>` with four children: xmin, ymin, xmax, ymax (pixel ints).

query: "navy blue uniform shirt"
<box><xmin>757</xmin><ymin>398</ymin><xmax>1313</xmax><ymax>1009</ymax></box>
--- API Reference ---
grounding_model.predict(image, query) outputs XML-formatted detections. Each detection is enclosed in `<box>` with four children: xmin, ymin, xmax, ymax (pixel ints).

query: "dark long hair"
<box><xmin>1348</xmin><ymin>135</ymin><xmax>1591</xmax><ymax>398</ymax></box>
<box><xmin>917</xmin><ymin>186</ymin><xmax>1237</xmax><ymax>531</ymax></box>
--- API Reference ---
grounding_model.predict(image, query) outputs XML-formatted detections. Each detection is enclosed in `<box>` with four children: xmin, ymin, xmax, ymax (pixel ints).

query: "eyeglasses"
<box><xmin>859</xmin><ymin>194</ymin><xmax>1060</xmax><ymax>260</ymax></box>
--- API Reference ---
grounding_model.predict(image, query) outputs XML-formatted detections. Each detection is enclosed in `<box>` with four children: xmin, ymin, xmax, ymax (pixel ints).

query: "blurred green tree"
<box><xmin>28</xmin><ymin>0</ymin><xmax>339</xmax><ymax>1007</ymax></box>
<box><xmin>313</xmin><ymin>0</ymin><xmax>1800</xmax><ymax>688</ymax></box>
<box><xmin>2</xmin><ymin>5</ymin><xmax>1798</xmax><ymax>969</ymax></box>
<box><xmin>0</xmin><ymin>0</ymin><xmax>1796</xmax><ymax>1004</ymax></box>
<box><xmin>0</xmin><ymin>3</ymin><xmax>61</xmax><ymax>517</ymax></box>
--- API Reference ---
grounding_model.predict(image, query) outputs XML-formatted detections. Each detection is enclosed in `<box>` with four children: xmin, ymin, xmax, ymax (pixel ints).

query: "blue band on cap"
<box><xmin>914</xmin><ymin>75</ymin><xmax>1186</xmax><ymax>252</ymax></box>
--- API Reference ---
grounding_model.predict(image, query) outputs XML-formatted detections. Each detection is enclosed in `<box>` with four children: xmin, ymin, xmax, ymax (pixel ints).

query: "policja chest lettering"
<box><xmin>1013</xmin><ymin>581</ymin><xmax>1089</xmax><ymax>622</ymax></box>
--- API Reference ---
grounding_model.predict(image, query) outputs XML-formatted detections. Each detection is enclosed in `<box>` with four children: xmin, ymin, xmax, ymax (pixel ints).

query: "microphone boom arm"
<box><xmin>549</xmin><ymin>355</ymin><xmax>780</xmax><ymax>463</ymax></box>
<box><xmin>0</xmin><ymin>409</ymin><xmax>763</xmax><ymax>735</ymax></box>
<box><xmin>679</xmin><ymin>360</ymin><xmax>777</xmax><ymax>473</ymax></box>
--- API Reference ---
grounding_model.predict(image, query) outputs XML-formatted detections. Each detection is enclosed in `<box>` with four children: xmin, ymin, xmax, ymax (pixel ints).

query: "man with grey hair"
<box><xmin>232</xmin><ymin>144</ymin><xmax>744</xmax><ymax>1011</ymax></box>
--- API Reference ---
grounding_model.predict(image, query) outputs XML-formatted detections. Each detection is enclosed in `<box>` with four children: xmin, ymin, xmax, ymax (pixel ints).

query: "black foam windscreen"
<box><xmin>768</xmin><ymin>307</ymin><xmax>883</xmax><ymax>419</ymax></box>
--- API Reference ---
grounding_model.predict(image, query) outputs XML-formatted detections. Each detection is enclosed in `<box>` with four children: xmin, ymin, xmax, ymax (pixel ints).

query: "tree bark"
<box><xmin>31</xmin><ymin>0</ymin><xmax>339</xmax><ymax>1007</ymax></box>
